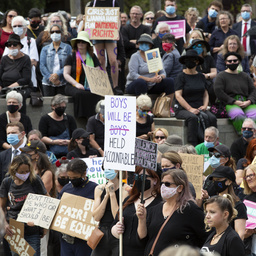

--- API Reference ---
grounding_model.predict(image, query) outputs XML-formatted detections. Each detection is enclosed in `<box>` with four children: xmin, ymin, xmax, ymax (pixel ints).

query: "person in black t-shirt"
<box><xmin>27</xmin><ymin>8</ymin><xmax>45</xmax><ymax>39</ymax></box>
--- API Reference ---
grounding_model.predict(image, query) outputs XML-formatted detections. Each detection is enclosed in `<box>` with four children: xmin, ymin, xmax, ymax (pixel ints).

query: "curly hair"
<box><xmin>221</xmin><ymin>35</ymin><xmax>245</xmax><ymax>58</ymax></box>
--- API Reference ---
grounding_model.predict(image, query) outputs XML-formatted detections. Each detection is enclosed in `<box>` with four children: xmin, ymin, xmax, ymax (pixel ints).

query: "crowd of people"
<box><xmin>1</xmin><ymin>0</ymin><xmax>256</xmax><ymax>255</ymax></box>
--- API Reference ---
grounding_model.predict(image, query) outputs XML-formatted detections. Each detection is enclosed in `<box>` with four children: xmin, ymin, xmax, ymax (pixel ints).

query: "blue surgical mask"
<box><xmin>159</xmin><ymin>33</ymin><xmax>167</xmax><ymax>39</ymax></box>
<box><xmin>139</xmin><ymin>43</ymin><xmax>150</xmax><ymax>52</ymax></box>
<box><xmin>194</xmin><ymin>46</ymin><xmax>204</xmax><ymax>55</ymax></box>
<box><xmin>208</xmin><ymin>9</ymin><xmax>218</xmax><ymax>18</ymax></box>
<box><xmin>166</xmin><ymin>6</ymin><xmax>176</xmax><ymax>15</ymax></box>
<box><xmin>138</xmin><ymin>109</ymin><xmax>147</xmax><ymax>118</ymax></box>
<box><xmin>7</xmin><ymin>134</ymin><xmax>20</xmax><ymax>146</ymax></box>
<box><xmin>209</xmin><ymin>155</ymin><xmax>221</xmax><ymax>168</ymax></box>
<box><xmin>13</xmin><ymin>27</ymin><xmax>24</xmax><ymax>36</ymax></box>
<box><xmin>243</xmin><ymin>130</ymin><xmax>253</xmax><ymax>139</ymax></box>
<box><xmin>204</xmin><ymin>141</ymin><xmax>215</xmax><ymax>149</ymax></box>
<box><xmin>241</xmin><ymin>11</ymin><xmax>250</xmax><ymax>21</ymax></box>
<box><xmin>104</xmin><ymin>169</ymin><xmax>117</xmax><ymax>180</ymax></box>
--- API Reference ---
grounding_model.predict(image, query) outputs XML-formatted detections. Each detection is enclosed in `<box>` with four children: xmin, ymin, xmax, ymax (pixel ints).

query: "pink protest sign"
<box><xmin>244</xmin><ymin>200</ymin><xmax>256</xmax><ymax>229</ymax></box>
<box><xmin>159</xmin><ymin>20</ymin><xmax>185</xmax><ymax>39</ymax></box>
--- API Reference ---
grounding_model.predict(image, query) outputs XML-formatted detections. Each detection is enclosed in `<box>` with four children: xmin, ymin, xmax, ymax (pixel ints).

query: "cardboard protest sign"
<box><xmin>51</xmin><ymin>193</ymin><xmax>98</xmax><ymax>241</ymax></box>
<box><xmin>5</xmin><ymin>218</ymin><xmax>35</xmax><ymax>256</ymax></box>
<box><xmin>17</xmin><ymin>194</ymin><xmax>60</xmax><ymax>229</ymax></box>
<box><xmin>84</xmin><ymin>65</ymin><xmax>113</xmax><ymax>96</ymax></box>
<box><xmin>83</xmin><ymin>157</ymin><xmax>106</xmax><ymax>184</ymax></box>
<box><xmin>159</xmin><ymin>20</ymin><xmax>186</xmax><ymax>39</ymax></box>
<box><xmin>104</xmin><ymin>96</ymin><xmax>136</xmax><ymax>172</ymax></box>
<box><xmin>244</xmin><ymin>200</ymin><xmax>256</xmax><ymax>229</ymax></box>
<box><xmin>84</xmin><ymin>7</ymin><xmax>119</xmax><ymax>40</ymax></box>
<box><xmin>145</xmin><ymin>48</ymin><xmax>163</xmax><ymax>73</ymax></box>
<box><xmin>135</xmin><ymin>138</ymin><xmax>158</xmax><ymax>171</ymax></box>
<box><xmin>179</xmin><ymin>153</ymin><xmax>204</xmax><ymax>199</ymax></box>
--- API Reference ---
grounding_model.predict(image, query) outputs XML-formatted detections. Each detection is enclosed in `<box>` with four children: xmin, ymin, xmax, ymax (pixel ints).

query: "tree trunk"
<box><xmin>70</xmin><ymin>0</ymin><xmax>81</xmax><ymax>16</ymax></box>
<box><xmin>150</xmin><ymin>0</ymin><xmax>161</xmax><ymax>13</ymax></box>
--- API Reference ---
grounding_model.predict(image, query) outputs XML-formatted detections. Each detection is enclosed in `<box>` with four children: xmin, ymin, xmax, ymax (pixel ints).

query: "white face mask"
<box><xmin>13</xmin><ymin>27</ymin><xmax>24</xmax><ymax>36</ymax></box>
<box><xmin>51</xmin><ymin>33</ymin><xmax>61</xmax><ymax>42</ymax></box>
<box><xmin>145</xmin><ymin>22</ymin><xmax>152</xmax><ymax>26</ymax></box>
<box><xmin>9</xmin><ymin>49</ymin><xmax>19</xmax><ymax>57</ymax></box>
<box><xmin>161</xmin><ymin>184</ymin><xmax>180</xmax><ymax>200</ymax></box>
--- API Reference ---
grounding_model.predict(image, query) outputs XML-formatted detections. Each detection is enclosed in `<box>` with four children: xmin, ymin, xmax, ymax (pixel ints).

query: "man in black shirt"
<box><xmin>26</xmin><ymin>8</ymin><xmax>45</xmax><ymax>39</ymax></box>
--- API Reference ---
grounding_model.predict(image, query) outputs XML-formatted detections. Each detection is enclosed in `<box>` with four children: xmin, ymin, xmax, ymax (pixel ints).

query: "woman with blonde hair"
<box><xmin>185</xmin><ymin>7</ymin><xmax>199</xmax><ymax>31</ymax></box>
<box><xmin>152</xmin><ymin>128</ymin><xmax>168</xmax><ymax>144</ymax></box>
<box><xmin>142</xmin><ymin>11</ymin><xmax>155</xmax><ymax>27</ymax></box>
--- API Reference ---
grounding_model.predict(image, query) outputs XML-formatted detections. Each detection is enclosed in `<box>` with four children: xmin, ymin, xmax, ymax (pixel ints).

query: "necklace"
<box><xmin>212</xmin><ymin>230</ymin><xmax>225</xmax><ymax>241</ymax></box>
<box><xmin>139</xmin><ymin>195</ymin><xmax>153</xmax><ymax>201</ymax></box>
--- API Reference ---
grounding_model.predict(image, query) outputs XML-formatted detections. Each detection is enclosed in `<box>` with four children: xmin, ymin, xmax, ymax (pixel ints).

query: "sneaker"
<box><xmin>170</xmin><ymin>107</ymin><xmax>175</xmax><ymax>117</ymax></box>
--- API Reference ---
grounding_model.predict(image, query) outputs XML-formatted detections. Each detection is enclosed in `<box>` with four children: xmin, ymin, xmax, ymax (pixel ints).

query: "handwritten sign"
<box><xmin>135</xmin><ymin>138</ymin><xmax>158</xmax><ymax>171</ymax></box>
<box><xmin>159</xmin><ymin>20</ymin><xmax>185</xmax><ymax>39</ymax></box>
<box><xmin>83</xmin><ymin>157</ymin><xmax>106</xmax><ymax>184</ymax></box>
<box><xmin>5</xmin><ymin>219</ymin><xmax>35</xmax><ymax>256</ymax></box>
<box><xmin>51</xmin><ymin>193</ymin><xmax>98</xmax><ymax>241</ymax></box>
<box><xmin>179</xmin><ymin>153</ymin><xmax>204</xmax><ymax>199</ymax></box>
<box><xmin>104</xmin><ymin>96</ymin><xmax>136</xmax><ymax>172</ymax></box>
<box><xmin>145</xmin><ymin>48</ymin><xmax>163</xmax><ymax>73</ymax></box>
<box><xmin>84</xmin><ymin>7</ymin><xmax>119</xmax><ymax>40</ymax></box>
<box><xmin>17</xmin><ymin>194</ymin><xmax>60</xmax><ymax>229</ymax></box>
<box><xmin>244</xmin><ymin>200</ymin><xmax>256</xmax><ymax>229</ymax></box>
<box><xmin>84</xmin><ymin>65</ymin><xmax>113</xmax><ymax>96</ymax></box>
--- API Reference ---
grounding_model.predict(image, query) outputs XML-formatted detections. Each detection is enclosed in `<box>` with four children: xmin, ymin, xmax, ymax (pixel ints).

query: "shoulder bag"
<box><xmin>152</xmin><ymin>93</ymin><xmax>171</xmax><ymax>118</ymax></box>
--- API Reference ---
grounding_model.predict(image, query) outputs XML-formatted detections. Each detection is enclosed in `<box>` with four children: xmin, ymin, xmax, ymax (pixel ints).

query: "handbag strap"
<box><xmin>149</xmin><ymin>205</ymin><xmax>177</xmax><ymax>256</ymax></box>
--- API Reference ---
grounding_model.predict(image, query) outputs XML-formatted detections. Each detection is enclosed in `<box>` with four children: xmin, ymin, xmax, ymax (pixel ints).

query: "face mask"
<box><xmin>71</xmin><ymin>177</ymin><xmax>84</xmax><ymax>187</ymax></box>
<box><xmin>104</xmin><ymin>169</ymin><xmax>117</xmax><ymax>180</ymax></box>
<box><xmin>161</xmin><ymin>184</ymin><xmax>180</xmax><ymax>200</ymax></box>
<box><xmin>185</xmin><ymin>60</ymin><xmax>197</xmax><ymax>69</ymax></box>
<box><xmin>189</xmin><ymin>38</ymin><xmax>193</xmax><ymax>45</ymax></box>
<box><xmin>162</xmin><ymin>42</ymin><xmax>173</xmax><ymax>52</ymax></box>
<box><xmin>162</xmin><ymin>166</ymin><xmax>176</xmax><ymax>172</ymax></box>
<box><xmin>213</xmin><ymin>179</ymin><xmax>228</xmax><ymax>193</ymax></box>
<box><xmin>139</xmin><ymin>43</ymin><xmax>150</xmax><ymax>52</ymax></box>
<box><xmin>15</xmin><ymin>172</ymin><xmax>30</xmax><ymax>182</ymax></box>
<box><xmin>159</xmin><ymin>33</ymin><xmax>167</xmax><ymax>39</ymax></box>
<box><xmin>9</xmin><ymin>49</ymin><xmax>19</xmax><ymax>57</ymax></box>
<box><xmin>81</xmin><ymin>138</ymin><xmax>90</xmax><ymax>147</ymax></box>
<box><xmin>241</xmin><ymin>11</ymin><xmax>250</xmax><ymax>21</ymax></box>
<box><xmin>243</xmin><ymin>130</ymin><xmax>253</xmax><ymax>139</ymax></box>
<box><xmin>30</xmin><ymin>22</ymin><xmax>40</xmax><ymax>29</ymax></box>
<box><xmin>135</xmin><ymin>179</ymin><xmax>151</xmax><ymax>192</ymax></box>
<box><xmin>58</xmin><ymin>177</ymin><xmax>69</xmax><ymax>187</ymax></box>
<box><xmin>194</xmin><ymin>46</ymin><xmax>203</xmax><ymax>55</ymax></box>
<box><xmin>138</xmin><ymin>109</ymin><xmax>147</xmax><ymax>118</ymax></box>
<box><xmin>209</xmin><ymin>155</ymin><xmax>221</xmax><ymax>168</ymax></box>
<box><xmin>7</xmin><ymin>104</ymin><xmax>19</xmax><ymax>114</ymax></box>
<box><xmin>226</xmin><ymin>63</ymin><xmax>239</xmax><ymax>71</ymax></box>
<box><xmin>145</xmin><ymin>22</ymin><xmax>152</xmax><ymax>27</ymax></box>
<box><xmin>204</xmin><ymin>141</ymin><xmax>215</xmax><ymax>149</ymax></box>
<box><xmin>51</xmin><ymin>33</ymin><xmax>61</xmax><ymax>42</ymax></box>
<box><xmin>55</xmin><ymin>106</ymin><xmax>66</xmax><ymax>116</ymax></box>
<box><xmin>208</xmin><ymin>9</ymin><xmax>218</xmax><ymax>18</ymax></box>
<box><xmin>13</xmin><ymin>27</ymin><xmax>24</xmax><ymax>36</ymax></box>
<box><xmin>7</xmin><ymin>134</ymin><xmax>20</xmax><ymax>146</ymax></box>
<box><xmin>166</xmin><ymin>6</ymin><xmax>176</xmax><ymax>15</ymax></box>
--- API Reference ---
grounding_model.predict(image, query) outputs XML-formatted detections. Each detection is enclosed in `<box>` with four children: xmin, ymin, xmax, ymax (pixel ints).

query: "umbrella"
<box><xmin>243</xmin><ymin>26</ymin><xmax>256</xmax><ymax>37</ymax></box>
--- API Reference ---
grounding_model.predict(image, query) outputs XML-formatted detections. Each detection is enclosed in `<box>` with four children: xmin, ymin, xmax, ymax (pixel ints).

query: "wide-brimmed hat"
<box><xmin>179</xmin><ymin>49</ymin><xmax>204</xmax><ymax>65</ymax></box>
<box><xmin>71</xmin><ymin>31</ymin><xmax>93</xmax><ymax>48</ymax></box>
<box><xmin>137</xmin><ymin>33</ymin><xmax>154</xmax><ymax>45</ymax></box>
<box><xmin>20</xmin><ymin>140</ymin><xmax>47</xmax><ymax>153</ymax></box>
<box><xmin>158</xmin><ymin>135</ymin><xmax>183</xmax><ymax>154</ymax></box>
<box><xmin>224</xmin><ymin>51</ymin><xmax>242</xmax><ymax>62</ymax></box>
<box><xmin>187</xmin><ymin>39</ymin><xmax>210</xmax><ymax>52</ymax></box>
<box><xmin>5</xmin><ymin>34</ymin><xmax>23</xmax><ymax>49</ymax></box>
<box><xmin>209</xmin><ymin>166</ymin><xmax>236</xmax><ymax>182</ymax></box>
<box><xmin>72</xmin><ymin>128</ymin><xmax>92</xmax><ymax>140</ymax></box>
<box><xmin>208</xmin><ymin>144</ymin><xmax>231</xmax><ymax>158</ymax></box>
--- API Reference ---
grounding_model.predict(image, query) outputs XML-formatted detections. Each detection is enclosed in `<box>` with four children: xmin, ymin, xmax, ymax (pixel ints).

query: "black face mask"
<box><xmin>213</xmin><ymin>179</ymin><xmax>228</xmax><ymax>193</ymax></box>
<box><xmin>58</xmin><ymin>177</ymin><xmax>69</xmax><ymax>187</ymax></box>
<box><xmin>7</xmin><ymin>105</ymin><xmax>19</xmax><ymax>114</ymax></box>
<box><xmin>81</xmin><ymin>138</ymin><xmax>90</xmax><ymax>147</ymax></box>
<box><xmin>226</xmin><ymin>63</ymin><xmax>239</xmax><ymax>71</ymax></box>
<box><xmin>30</xmin><ymin>22</ymin><xmax>40</xmax><ymax>29</ymax></box>
<box><xmin>71</xmin><ymin>177</ymin><xmax>84</xmax><ymax>187</ymax></box>
<box><xmin>55</xmin><ymin>107</ymin><xmax>66</xmax><ymax>117</ymax></box>
<box><xmin>135</xmin><ymin>179</ymin><xmax>151</xmax><ymax>192</ymax></box>
<box><xmin>185</xmin><ymin>60</ymin><xmax>197</xmax><ymax>69</ymax></box>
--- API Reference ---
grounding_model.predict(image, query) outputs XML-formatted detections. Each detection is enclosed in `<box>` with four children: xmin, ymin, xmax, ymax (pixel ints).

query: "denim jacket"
<box><xmin>40</xmin><ymin>42</ymin><xmax>72</xmax><ymax>84</ymax></box>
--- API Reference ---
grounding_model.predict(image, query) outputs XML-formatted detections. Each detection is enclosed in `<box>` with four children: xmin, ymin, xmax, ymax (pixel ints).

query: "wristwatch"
<box><xmin>207</xmin><ymin>74</ymin><xmax>210</xmax><ymax>79</ymax></box>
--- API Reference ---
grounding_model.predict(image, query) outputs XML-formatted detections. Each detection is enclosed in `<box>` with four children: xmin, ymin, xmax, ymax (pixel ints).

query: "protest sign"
<box><xmin>159</xmin><ymin>20</ymin><xmax>185</xmax><ymax>39</ymax></box>
<box><xmin>83</xmin><ymin>157</ymin><xmax>106</xmax><ymax>184</ymax></box>
<box><xmin>135</xmin><ymin>138</ymin><xmax>158</xmax><ymax>171</ymax></box>
<box><xmin>84</xmin><ymin>7</ymin><xmax>119</xmax><ymax>40</ymax></box>
<box><xmin>244</xmin><ymin>200</ymin><xmax>256</xmax><ymax>229</ymax></box>
<box><xmin>84</xmin><ymin>65</ymin><xmax>113</xmax><ymax>96</ymax></box>
<box><xmin>51</xmin><ymin>193</ymin><xmax>98</xmax><ymax>241</ymax></box>
<box><xmin>145</xmin><ymin>48</ymin><xmax>163</xmax><ymax>74</ymax></box>
<box><xmin>104</xmin><ymin>96</ymin><xmax>136</xmax><ymax>172</ymax></box>
<box><xmin>17</xmin><ymin>194</ymin><xmax>60</xmax><ymax>229</ymax></box>
<box><xmin>179</xmin><ymin>153</ymin><xmax>204</xmax><ymax>199</ymax></box>
<box><xmin>5</xmin><ymin>218</ymin><xmax>35</xmax><ymax>256</ymax></box>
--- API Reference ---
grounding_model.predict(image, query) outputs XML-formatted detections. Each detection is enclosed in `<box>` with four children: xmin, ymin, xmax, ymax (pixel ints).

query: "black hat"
<box><xmin>179</xmin><ymin>49</ymin><xmax>204</xmax><ymax>65</ymax></box>
<box><xmin>209</xmin><ymin>166</ymin><xmax>236</xmax><ymax>182</ymax></box>
<box><xmin>187</xmin><ymin>39</ymin><xmax>210</xmax><ymax>52</ymax></box>
<box><xmin>137</xmin><ymin>33</ymin><xmax>154</xmax><ymax>45</ymax></box>
<box><xmin>224</xmin><ymin>51</ymin><xmax>242</xmax><ymax>62</ymax></box>
<box><xmin>20</xmin><ymin>140</ymin><xmax>47</xmax><ymax>153</ymax></box>
<box><xmin>5</xmin><ymin>34</ymin><xmax>23</xmax><ymax>49</ymax></box>
<box><xmin>72</xmin><ymin>128</ymin><xmax>91</xmax><ymax>140</ymax></box>
<box><xmin>208</xmin><ymin>144</ymin><xmax>231</xmax><ymax>158</ymax></box>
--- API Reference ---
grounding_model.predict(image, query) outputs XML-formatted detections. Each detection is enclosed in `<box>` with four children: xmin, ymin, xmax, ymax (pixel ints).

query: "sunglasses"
<box><xmin>161</xmin><ymin>182</ymin><xmax>176</xmax><ymax>187</ymax></box>
<box><xmin>242</xmin><ymin>127</ymin><xmax>254</xmax><ymax>131</ymax></box>
<box><xmin>52</xmin><ymin>20</ymin><xmax>61</xmax><ymax>23</ymax></box>
<box><xmin>31</xmin><ymin>21</ymin><xmax>41</xmax><ymax>24</ymax></box>
<box><xmin>226</xmin><ymin>59</ymin><xmax>238</xmax><ymax>63</ymax></box>
<box><xmin>8</xmin><ymin>14</ymin><xmax>16</xmax><ymax>18</ymax></box>
<box><xmin>192</xmin><ymin>44</ymin><xmax>202</xmax><ymax>48</ymax></box>
<box><xmin>13</xmin><ymin>25</ymin><xmax>23</xmax><ymax>28</ymax></box>
<box><xmin>146</xmin><ymin>17</ymin><xmax>154</xmax><ymax>20</ymax></box>
<box><xmin>155</xmin><ymin>136</ymin><xmax>166</xmax><ymax>140</ymax></box>
<box><xmin>134</xmin><ymin>174</ymin><xmax>152</xmax><ymax>181</ymax></box>
<box><xmin>209</xmin><ymin>152</ymin><xmax>223</xmax><ymax>158</ymax></box>
<box><xmin>76</xmin><ymin>40</ymin><xmax>87</xmax><ymax>44</ymax></box>
<box><xmin>50</xmin><ymin>30</ymin><xmax>61</xmax><ymax>34</ymax></box>
<box><xmin>7</xmin><ymin>42</ymin><xmax>19</xmax><ymax>47</ymax></box>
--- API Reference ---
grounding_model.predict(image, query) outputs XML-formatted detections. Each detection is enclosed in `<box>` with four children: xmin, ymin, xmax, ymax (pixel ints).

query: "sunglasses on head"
<box><xmin>242</xmin><ymin>127</ymin><xmax>254</xmax><ymax>131</ymax></box>
<box><xmin>50</xmin><ymin>30</ymin><xmax>61</xmax><ymax>34</ymax></box>
<box><xmin>226</xmin><ymin>59</ymin><xmax>238</xmax><ymax>63</ymax></box>
<box><xmin>7</xmin><ymin>42</ymin><xmax>18</xmax><ymax>47</ymax></box>
<box><xmin>161</xmin><ymin>182</ymin><xmax>176</xmax><ymax>187</ymax></box>
<box><xmin>209</xmin><ymin>152</ymin><xmax>223</xmax><ymax>158</ymax></box>
<box><xmin>155</xmin><ymin>136</ymin><xmax>165</xmax><ymax>140</ymax></box>
<box><xmin>134</xmin><ymin>174</ymin><xmax>152</xmax><ymax>181</ymax></box>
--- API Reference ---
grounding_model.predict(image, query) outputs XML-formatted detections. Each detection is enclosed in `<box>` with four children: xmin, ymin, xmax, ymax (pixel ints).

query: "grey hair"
<box><xmin>205</xmin><ymin>126</ymin><xmax>219</xmax><ymax>139</ymax></box>
<box><xmin>6</xmin><ymin>91</ymin><xmax>23</xmax><ymax>104</ymax></box>
<box><xmin>50</xmin><ymin>24</ymin><xmax>63</xmax><ymax>33</ymax></box>
<box><xmin>95</xmin><ymin>100</ymin><xmax>105</xmax><ymax>113</ymax></box>
<box><xmin>12</xmin><ymin>15</ymin><xmax>27</xmax><ymax>27</ymax></box>
<box><xmin>136</xmin><ymin>94</ymin><xmax>152</xmax><ymax>109</ymax></box>
<box><xmin>243</xmin><ymin>118</ymin><xmax>256</xmax><ymax>129</ymax></box>
<box><xmin>45</xmin><ymin>12</ymin><xmax>68</xmax><ymax>36</ymax></box>
<box><xmin>241</xmin><ymin>4</ymin><xmax>252</xmax><ymax>12</ymax></box>
<box><xmin>55</xmin><ymin>164</ymin><xmax>68</xmax><ymax>177</ymax></box>
<box><xmin>178</xmin><ymin>144</ymin><xmax>197</xmax><ymax>154</ymax></box>
<box><xmin>130</xmin><ymin>6</ymin><xmax>143</xmax><ymax>14</ymax></box>
<box><xmin>51</xmin><ymin>94</ymin><xmax>68</xmax><ymax>106</ymax></box>
<box><xmin>155</xmin><ymin>22</ymin><xmax>170</xmax><ymax>34</ymax></box>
